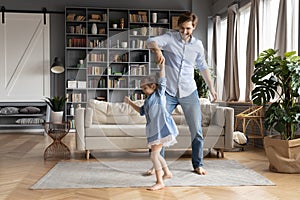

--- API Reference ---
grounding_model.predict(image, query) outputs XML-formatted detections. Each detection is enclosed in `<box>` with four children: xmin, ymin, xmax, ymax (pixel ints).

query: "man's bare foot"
<box><xmin>146</xmin><ymin>183</ymin><xmax>165</xmax><ymax>191</ymax></box>
<box><xmin>163</xmin><ymin>172</ymin><xmax>172</xmax><ymax>179</ymax></box>
<box><xmin>194</xmin><ymin>167</ymin><xmax>207</xmax><ymax>175</ymax></box>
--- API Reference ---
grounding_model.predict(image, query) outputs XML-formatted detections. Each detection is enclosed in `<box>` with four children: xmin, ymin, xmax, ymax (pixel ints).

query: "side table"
<box><xmin>44</xmin><ymin>122</ymin><xmax>71</xmax><ymax>160</ymax></box>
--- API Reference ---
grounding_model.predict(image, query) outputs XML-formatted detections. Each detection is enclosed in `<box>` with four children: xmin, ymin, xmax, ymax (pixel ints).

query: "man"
<box><xmin>146</xmin><ymin>11</ymin><xmax>217</xmax><ymax>175</ymax></box>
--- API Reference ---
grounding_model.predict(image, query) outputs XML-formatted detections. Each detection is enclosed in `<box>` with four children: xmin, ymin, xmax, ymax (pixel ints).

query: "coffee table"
<box><xmin>44</xmin><ymin>122</ymin><xmax>70</xmax><ymax>160</ymax></box>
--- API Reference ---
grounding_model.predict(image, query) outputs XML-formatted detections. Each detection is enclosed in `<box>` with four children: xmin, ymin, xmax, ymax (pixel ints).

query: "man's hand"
<box><xmin>147</xmin><ymin>41</ymin><xmax>165</xmax><ymax>65</ymax></box>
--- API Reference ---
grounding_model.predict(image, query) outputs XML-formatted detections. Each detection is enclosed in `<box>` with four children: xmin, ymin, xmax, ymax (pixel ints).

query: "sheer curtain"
<box><xmin>286</xmin><ymin>0</ymin><xmax>298</xmax><ymax>52</ymax></box>
<box><xmin>259</xmin><ymin>0</ymin><xmax>280</xmax><ymax>52</ymax></box>
<box><xmin>222</xmin><ymin>4</ymin><xmax>240</xmax><ymax>101</ymax></box>
<box><xmin>212</xmin><ymin>16</ymin><xmax>221</xmax><ymax>90</ymax></box>
<box><xmin>245</xmin><ymin>0</ymin><xmax>258</xmax><ymax>102</ymax></box>
<box><xmin>238</xmin><ymin>4</ymin><xmax>251</xmax><ymax>101</ymax></box>
<box><xmin>208</xmin><ymin>15</ymin><xmax>227</xmax><ymax>100</ymax></box>
<box><xmin>217</xmin><ymin>18</ymin><xmax>227</xmax><ymax>99</ymax></box>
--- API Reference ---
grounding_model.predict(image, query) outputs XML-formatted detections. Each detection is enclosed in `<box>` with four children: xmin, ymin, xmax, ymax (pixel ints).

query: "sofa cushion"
<box><xmin>172</xmin><ymin>101</ymin><xmax>218</xmax><ymax>127</ymax></box>
<box><xmin>88</xmin><ymin>99</ymin><xmax>146</xmax><ymax>124</ymax></box>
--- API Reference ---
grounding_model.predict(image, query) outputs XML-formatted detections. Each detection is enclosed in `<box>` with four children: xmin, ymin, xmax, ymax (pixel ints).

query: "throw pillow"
<box><xmin>0</xmin><ymin>107</ymin><xmax>19</xmax><ymax>115</ymax></box>
<box><xmin>16</xmin><ymin>118</ymin><xmax>44</xmax><ymax>124</ymax></box>
<box><xmin>19</xmin><ymin>106</ymin><xmax>41</xmax><ymax>114</ymax></box>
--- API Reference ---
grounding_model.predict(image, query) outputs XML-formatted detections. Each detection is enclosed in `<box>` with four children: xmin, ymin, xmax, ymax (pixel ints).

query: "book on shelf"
<box><xmin>118</xmin><ymin>78</ymin><xmax>127</xmax><ymax>88</ymax></box>
<box><xmin>89</xmin><ymin>53</ymin><xmax>106</xmax><ymax>62</ymax></box>
<box><xmin>130</xmin><ymin>39</ymin><xmax>146</xmax><ymax>49</ymax></box>
<box><xmin>129</xmin><ymin>12</ymin><xmax>148</xmax><ymax>23</ymax></box>
<box><xmin>66</xmin><ymin>13</ymin><xmax>76</xmax><ymax>21</ymax></box>
<box><xmin>67</xmin><ymin>38</ymin><xmax>86</xmax><ymax>47</ymax></box>
<box><xmin>75</xmin><ymin>15</ymin><xmax>85</xmax><ymax>21</ymax></box>
<box><xmin>71</xmin><ymin>93</ymin><xmax>86</xmax><ymax>102</ymax></box>
<box><xmin>77</xmin><ymin>81</ymin><xmax>87</xmax><ymax>88</ymax></box>
<box><xmin>132</xmin><ymin>92</ymin><xmax>145</xmax><ymax>100</ymax></box>
<box><xmin>172</xmin><ymin>16</ymin><xmax>180</xmax><ymax>30</ymax></box>
<box><xmin>130</xmin><ymin>64</ymin><xmax>147</xmax><ymax>75</ymax></box>
<box><xmin>131</xmin><ymin>79</ymin><xmax>141</xmax><ymax>88</ymax></box>
<box><xmin>68</xmin><ymin>80</ymin><xmax>77</xmax><ymax>88</ymax></box>
<box><xmin>89</xmin><ymin>39</ymin><xmax>105</xmax><ymax>48</ymax></box>
<box><xmin>88</xmin><ymin>66</ymin><xmax>104</xmax><ymax>75</ymax></box>
<box><xmin>72</xmin><ymin>93</ymin><xmax>82</xmax><ymax>102</ymax></box>
<box><xmin>98</xmin><ymin>79</ymin><xmax>106</xmax><ymax>88</ymax></box>
<box><xmin>88</xmin><ymin>78</ymin><xmax>106</xmax><ymax>88</ymax></box>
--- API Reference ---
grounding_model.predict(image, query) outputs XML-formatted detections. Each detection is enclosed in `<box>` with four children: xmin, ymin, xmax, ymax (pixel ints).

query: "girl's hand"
<box><xmin>124</xmin><ymin>96</ymin><xmax>131</xmax><ymax>104</ymax></box>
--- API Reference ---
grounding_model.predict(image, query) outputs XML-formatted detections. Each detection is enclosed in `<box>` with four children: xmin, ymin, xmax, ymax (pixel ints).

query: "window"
<box><xmin>208</xmin><ymin>0</ymin><xmax>299</xmax><ymax>102</ymax></box>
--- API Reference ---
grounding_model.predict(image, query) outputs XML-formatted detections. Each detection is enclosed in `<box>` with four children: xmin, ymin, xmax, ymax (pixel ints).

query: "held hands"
<box><xmin>154</xmin><ymin>49</ymin><xmax>165</xmax><ymax>65</ymax></box>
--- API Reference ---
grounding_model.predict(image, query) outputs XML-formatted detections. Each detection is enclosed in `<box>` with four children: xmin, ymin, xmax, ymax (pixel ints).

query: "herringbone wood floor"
<box><xmin>0</xmin><ymin>132</ymin><xmax>299</xmax><ymax>200</ymax></box>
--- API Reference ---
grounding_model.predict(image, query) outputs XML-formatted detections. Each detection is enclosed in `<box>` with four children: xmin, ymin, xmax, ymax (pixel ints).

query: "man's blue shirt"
<box><xmin>147</xmin><ymin>31</ymin><xmax>208</xmax><ymax>98</ymax></box>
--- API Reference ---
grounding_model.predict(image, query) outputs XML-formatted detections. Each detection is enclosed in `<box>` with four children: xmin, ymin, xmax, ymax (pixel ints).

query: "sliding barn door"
<box><xmin>0</xmin><ymin>13</ymin><xmax>50</xmax><ymax>100</ymax></box>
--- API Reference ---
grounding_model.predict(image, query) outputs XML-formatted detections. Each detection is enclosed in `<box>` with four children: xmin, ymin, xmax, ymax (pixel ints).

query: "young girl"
<box><xmin>124</xmin><ymin>64</ymin><xmax>178</xmax><ymax>191</ymax></box>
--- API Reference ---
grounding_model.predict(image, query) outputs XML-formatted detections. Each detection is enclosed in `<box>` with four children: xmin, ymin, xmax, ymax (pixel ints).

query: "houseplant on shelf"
<box><xmin>44</xmin><ymin>96</ymin><xmax>67</xmax><ymax>123</ymax></box>
<box><xmin>251</xmin><ymin>48</ymin><xmax>300</xmax><ymax>173</ymax></box>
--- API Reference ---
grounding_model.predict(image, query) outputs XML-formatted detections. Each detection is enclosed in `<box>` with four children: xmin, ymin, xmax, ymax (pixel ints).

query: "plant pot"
<box><xmin>50</xmin><ymin>111</ymin><xmax>64</xmax><ymax>123</ymax></box>
<box><xmin>264</xmin><ymin>135</ymin><xmax>300</xmax><ymax>173</ymax></box>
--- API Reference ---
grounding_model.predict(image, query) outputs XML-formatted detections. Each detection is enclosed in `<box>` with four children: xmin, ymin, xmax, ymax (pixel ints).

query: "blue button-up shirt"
<box><xmin>147</xmin><ymin>31</ymin><xmax>208</xmax><ymax>98</ymax></box>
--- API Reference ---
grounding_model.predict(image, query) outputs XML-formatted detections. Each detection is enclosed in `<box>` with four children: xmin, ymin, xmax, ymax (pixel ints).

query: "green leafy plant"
<box><xmin>251</xmin><ymin>48</ymin><xmax>300</xmax><ymax>140</ymax></box>
<box><xmin>194</xmin><ymin>68</ymin><xmax>215</xmax><ymax>98</ymax></box>
<box><xmin>44</xmin><ymin>96</ymin><xmax>67</xmax><ymax>112</ymax></box>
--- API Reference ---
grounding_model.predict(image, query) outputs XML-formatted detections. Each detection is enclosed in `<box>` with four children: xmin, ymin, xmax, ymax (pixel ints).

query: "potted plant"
<box><xmin>251</xmin><ymin>48</ymin><xmax>300</xmax><ymax>173</ymax></box>
<box><xmin>44</xmin><ymin>96</ymin><xmax>67</xmax><ymax>123</ymax></box>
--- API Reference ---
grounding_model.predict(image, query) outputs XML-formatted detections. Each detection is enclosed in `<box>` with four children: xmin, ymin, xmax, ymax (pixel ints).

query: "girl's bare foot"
<box><xmin>163</xmin><ymin>172</ymin><xmax>172</xmax><ymax>179</ymax></box>
<box><xmin>145</xmin><ymin>167</ymin><xmax>155</xmax><ymax>176</ymax></box>
<box><xmin>146</xmin><ymin>182</ymin><xmax>165</xmax><ymax>191</ymax></box>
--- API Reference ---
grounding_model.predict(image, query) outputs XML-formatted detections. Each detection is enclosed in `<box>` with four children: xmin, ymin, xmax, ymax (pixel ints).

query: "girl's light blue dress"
<box><xmin>140</xmin><ymin>77</ymin><xmax>178</xmax><ymax>148</ymax></box>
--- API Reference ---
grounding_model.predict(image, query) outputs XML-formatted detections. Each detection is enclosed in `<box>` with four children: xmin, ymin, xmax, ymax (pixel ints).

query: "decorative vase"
<box><xmin>264</xmin><ymin>135</ymin><xmax>300</xmax><ymax>173</ymax></box>
<box><xmin>140</xmin><ymin>27</ymin><xmax>147</xmax><ymax>36</ymax></box>
<box><xmin>50</xmin><ymin>111</ymin><xmax>64</xmax><ymax>123</ymax></box>
<box><xmin>91</xmin><ymin>23</ymin><xmax>97</xmax><ymax>34</ymax></box>
<box><xmin>152</xmin><ymin>13</ymin><xmax>157</xmax><ymax>23</ymax></box>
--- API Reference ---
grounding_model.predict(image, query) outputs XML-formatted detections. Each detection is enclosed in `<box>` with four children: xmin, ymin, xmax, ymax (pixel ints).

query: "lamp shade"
<box><xmin>51</xmin><ymin>57</ymin><xmax>64</xmax><ymax>74</ymax></box>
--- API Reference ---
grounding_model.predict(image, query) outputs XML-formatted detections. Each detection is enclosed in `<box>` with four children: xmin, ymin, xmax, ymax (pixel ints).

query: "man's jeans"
<box><xmin>162</xmin><ymin>90</ymin><xmax>204</xmax><ymax>169</ymax></box>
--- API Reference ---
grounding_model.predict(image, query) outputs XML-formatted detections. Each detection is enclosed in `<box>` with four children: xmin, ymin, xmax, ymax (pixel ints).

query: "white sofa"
<box><xmin>75</xmin><ymin>99</ymin><xmax>234</xmax><ymax>159</ymax></box>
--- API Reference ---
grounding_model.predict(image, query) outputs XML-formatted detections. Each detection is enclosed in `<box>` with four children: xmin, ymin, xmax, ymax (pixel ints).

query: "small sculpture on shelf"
<box><xmin>120</xmin><ymin>18</ymin><xmax>125</xmax><ymax>29</ymax></box>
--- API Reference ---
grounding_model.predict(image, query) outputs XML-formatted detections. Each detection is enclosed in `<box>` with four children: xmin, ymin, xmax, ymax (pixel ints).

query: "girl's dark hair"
<box><xmin>177</xmin><ymin>11</ymin><xmax>198</xmax><ymax>28</ymax></box>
